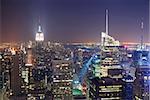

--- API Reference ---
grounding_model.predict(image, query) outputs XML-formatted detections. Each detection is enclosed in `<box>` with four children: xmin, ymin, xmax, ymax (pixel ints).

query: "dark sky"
<box><xmin>1</xmin><ymin>0</ymin><xmax>149</xmax><ymax>43</ymax></box>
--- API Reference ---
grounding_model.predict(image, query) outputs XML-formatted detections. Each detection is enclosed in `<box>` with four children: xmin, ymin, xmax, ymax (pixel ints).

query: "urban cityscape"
<box><xmin>0</xmin><ymin>0</ymin><xmax>150</xmax><ymax>100</ymax></box>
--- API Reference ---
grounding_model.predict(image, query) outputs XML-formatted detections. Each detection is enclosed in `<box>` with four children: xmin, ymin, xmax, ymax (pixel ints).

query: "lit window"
<box><xmin>144</xmin><ymin>76</ymin><xmax>147</xmax><ymax>80</ymax></box>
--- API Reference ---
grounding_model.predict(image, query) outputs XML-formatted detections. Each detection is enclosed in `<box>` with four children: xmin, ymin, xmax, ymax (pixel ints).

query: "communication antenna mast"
<box><xmin>105</xmin><ymin>9</ymin><xmax>109</xmax><ymax>35</ymax></box>
<box><xmin>38</xmin><ymin>17</ymin><xmax>42</xmax><ymax>32</ymax></box>
<box><xmin>140</xmin><ymin>20</ymin><xmax>144</xmax><ymax>50</ymax></box>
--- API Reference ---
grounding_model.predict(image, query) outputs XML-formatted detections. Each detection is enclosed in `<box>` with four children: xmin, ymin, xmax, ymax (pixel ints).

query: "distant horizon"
<box><xmin>0</xmin><ymin>40</ymin><xmax>150</xmax><ymax>45</ymax></box>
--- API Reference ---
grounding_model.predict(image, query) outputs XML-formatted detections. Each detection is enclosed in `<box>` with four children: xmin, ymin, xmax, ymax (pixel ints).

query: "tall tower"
<box><xmin>140</xmin><ymin>21</ymin><xmax>144</xmax><ymax>50</ymax></box>
<box><xmin>101</xmin><ymin>9</ymin><xmax>120</xmax><ymax>47</ymax></box>
<box><xmin>35</xmin><ymin>19</ymin><xmax>44</xmax><ymax>42</ymax></box>
<box><xmin>105</xmin><ymin>9</ymin><xmax>109</xmax><ymax>35</ymax></box>
<box><xmin>101</xmin><ymin>9</ymin><xmax>109</xmax><ymax>46</ymax></box>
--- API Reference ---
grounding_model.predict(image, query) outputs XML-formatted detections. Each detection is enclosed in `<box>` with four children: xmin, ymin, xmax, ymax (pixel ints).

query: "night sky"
<box><xmin>1</xmin><ymin>0</ymin><xmax>149</xmax><ymax>43</ymax></box>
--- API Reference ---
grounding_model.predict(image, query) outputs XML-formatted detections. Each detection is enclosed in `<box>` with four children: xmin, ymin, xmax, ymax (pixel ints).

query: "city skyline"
<box><xmin>1</xmin><ymin>0</ymin><xmax>149</xmax><ymax>43</ymax></box>
<box><xmin>0</xmin><ymin>1</ymin><xmax>150</xmax><ymax>99</ymax></box>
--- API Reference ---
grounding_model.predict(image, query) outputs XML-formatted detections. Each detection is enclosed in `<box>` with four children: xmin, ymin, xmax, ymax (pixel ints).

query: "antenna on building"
<box><xmin>35</xmin><ymin>16</ymin><xmax>44</xmax><ymax>41</ymax></box>
<box><xmin>140</xmin><ymin>20</ymin><xmax>144</xmax><ymax>50</ymax></box>
<box><xmin>141</xmin><ymin>21</ymin><xmax>144</xmax><ymax>30</ymax></box>
<box><xmin>140</xmin><ymin>35</ymin><xmax>143</xmax><ymax>50</ymax></box>
<box><xmin>105</xmin><ymin>9</ymin><xmax>109</xmax><ymax>35</ymax></box>
<box><xmin>38</xmin><ymin>17</ymin><xmax>42</xmax><ymax>32</ymax></box>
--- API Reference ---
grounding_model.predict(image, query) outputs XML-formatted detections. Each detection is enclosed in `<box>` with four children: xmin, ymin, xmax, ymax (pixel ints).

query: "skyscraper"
<box><xmin>35</xmin><ymin>21</ymin><xmax>44</xmax><ymax>42</ymax></box>
<box><xmin>89</xmin><ymin>10</ymin><xmax>124</xmax><ymax>99</ymax></box>
<box><xmin>101</xmin><ymin>9</ymin><xmax>120</xmax><ymax>47</ymax></box>
<box><xmin>10</xmin><ymin>51</ymin><xmax>22</xmax><ymax>97</ymax></box>
<box><xmin>52</xmin><ymin>60</ymin><xmax>73</xmax><ymax>99</ymax></box>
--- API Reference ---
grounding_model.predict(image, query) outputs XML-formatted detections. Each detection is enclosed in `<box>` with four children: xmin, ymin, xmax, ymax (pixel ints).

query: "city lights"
<box><xmin>0</xmin><ymin>0</ymin><xmax>149</xmax><ymax>100</ymax></box>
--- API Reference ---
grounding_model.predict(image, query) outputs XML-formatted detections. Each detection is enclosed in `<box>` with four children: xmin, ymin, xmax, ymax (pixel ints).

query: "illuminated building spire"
<box><xmin>101</xmin><ymin>9</ymin><xmax>120</xmax><ymax>47</ymax></box>
<box><xmin>141</xmin><ymin>21</ymin><xmax>144</xmax><ymax>29</ymax></box>
<box><xmin>38</xmin><ymin>18</ymin><xmax>42</xmax><ymax>32</ymax></box>
<box><xmin>35</xmin><ymin>18</ymin><xmax>44</xmax><ymax>41</ymax></box>
<box><xmin>38</xmin><ymin>25</ymin><xmax>42</xmax><ymax>33</ymax></box>
<box><xmin>105</xmin><ymin>9</ymin><xmax>109</xmax><ymax>35</ymax></box>
<box><xmin>140</xmin><ymin>20</ymin><xmax>144</xmax><ymax>50</ymax></box>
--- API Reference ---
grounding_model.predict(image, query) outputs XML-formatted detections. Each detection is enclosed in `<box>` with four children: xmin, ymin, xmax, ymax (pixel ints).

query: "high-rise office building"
<box><xmin>122</xmin><ymin>74</ymin><xmax>134</xmax><ymax>100</ymax></box>
<box><xmin>89</xmin><ymin>9</ymin><xmax>124</xmax><ymax>100</ymax></box>
<box><xmin>133</xmin><ymin>48</ymin><xmax>150</xmax><ymax>99</ymax></box>
<box><xmin>89</xmin><ymin>77</ymin><xmax>123</xmax><ymax>100</ymax></box>
<box><xmin>52</xmin><ymin>60</ymin><xmax>73</xmax><ymax>100</ymax></box>
<box><xmin>10</xmin><ymin>51</ymin><xmax>22</xmax><ymax>96</ymax></box>
<box><xmin>134</xmin><ymin>66</ymin><xmax>150</xmax><ymax>100</ymax></box>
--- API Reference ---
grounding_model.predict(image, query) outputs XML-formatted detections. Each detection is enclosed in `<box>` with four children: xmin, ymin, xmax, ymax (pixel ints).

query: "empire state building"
<box><xmin>35</xmin><ymin>24</ymin><xmax>44</xmax><ymax>41</ymax></box>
